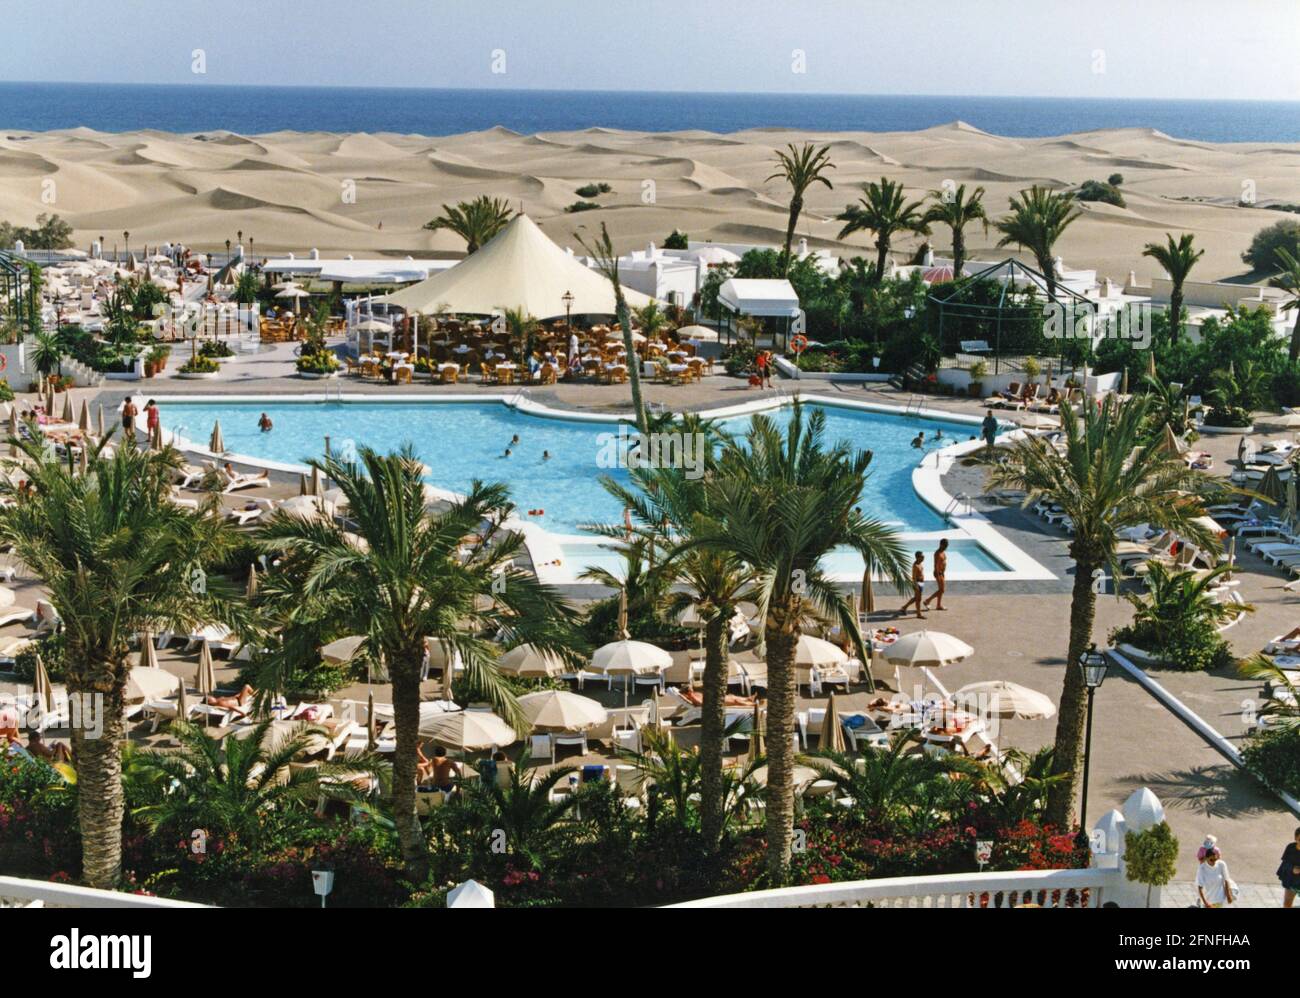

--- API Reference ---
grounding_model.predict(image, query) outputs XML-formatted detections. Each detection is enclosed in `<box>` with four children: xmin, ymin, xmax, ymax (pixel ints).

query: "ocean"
<box><xmin>0</xmin><ymin>81</ymin><xmax>1297</xmax><ymax>143</ymax></box>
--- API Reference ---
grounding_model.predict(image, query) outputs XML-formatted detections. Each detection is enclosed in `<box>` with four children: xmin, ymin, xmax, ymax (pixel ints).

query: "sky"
<box><xmin>3</xmin><ymin>0</ymin><xmax>1298</xmax><ymax>101</ymax></box>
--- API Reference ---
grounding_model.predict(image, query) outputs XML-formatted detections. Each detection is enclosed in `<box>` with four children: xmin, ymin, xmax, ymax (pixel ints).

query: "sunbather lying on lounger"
<box><xmin>206</xmin><ymin>684</ymin><xmax>255</xmax><ymax>718</ymax></box>
<box><xmin>676</xmin><ymin>689</ymin><xmax>756</xmax><ymax>707</ymax></box>
<box><xmin>27</xmin><ymin>729</ymin><xmax>70</xmax><ymax>764</ymax></box>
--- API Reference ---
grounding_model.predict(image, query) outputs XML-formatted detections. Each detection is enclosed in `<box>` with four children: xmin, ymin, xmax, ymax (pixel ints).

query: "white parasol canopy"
<box><xmin>518</xmin><ymin>690</ymin><xmax>607</xmax><ymax>732</ymax></box>
<box><xmin>497</xmin><ymin>643</ymin><xmax>565</xmax><ymax>678</ymax></box>
<box><xmin>419</xmin><ymin>708</ymin><xmax>515</xmax><ymax>749</ymax></box>
<box><xmin>883</xmin><ymin>630</ymin><xmax>974</xmax><ymax>668</ymax></box>
<box><xmin>126</xmin><ymin>666</ymin><xmax>180</xmax><ymax>701</ymax></box>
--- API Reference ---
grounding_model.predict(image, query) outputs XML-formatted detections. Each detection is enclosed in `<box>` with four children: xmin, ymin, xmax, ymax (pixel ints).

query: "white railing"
<box><xmin>0</xmin><ymin>875</ymin><xmax>210</xmax><ymax>908</ymax></box>
<box><xmin>667</xmin><ymin>868</ymin><xmax>1117</xmax><ymax>909</ymax></box>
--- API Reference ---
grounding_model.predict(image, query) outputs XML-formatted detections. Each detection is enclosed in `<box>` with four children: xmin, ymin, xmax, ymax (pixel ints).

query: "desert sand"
<box><xmin>2</xmin><ymin>122</ymin><xmax>1298</xmax><ymax>283</ymax></box>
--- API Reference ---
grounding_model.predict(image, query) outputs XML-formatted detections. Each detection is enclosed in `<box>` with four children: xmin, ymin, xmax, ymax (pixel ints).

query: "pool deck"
<box><xmin>10</xmin><ymin>354</ymin><xmax>1290</xmax><ymax>902</ymax></box>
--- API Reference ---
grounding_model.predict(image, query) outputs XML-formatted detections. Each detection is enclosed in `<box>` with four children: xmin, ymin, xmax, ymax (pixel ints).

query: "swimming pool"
<box><xmin>161</xmin><ymin>398</ymin><xmax>981</xmax><ymax>537</ymax></box>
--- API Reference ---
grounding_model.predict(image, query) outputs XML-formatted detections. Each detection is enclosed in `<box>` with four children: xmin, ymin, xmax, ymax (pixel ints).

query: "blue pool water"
<box><xmin>162</xmin><ymin>400</ymin><xmax>980</xmax><ymax>535</ymax></box>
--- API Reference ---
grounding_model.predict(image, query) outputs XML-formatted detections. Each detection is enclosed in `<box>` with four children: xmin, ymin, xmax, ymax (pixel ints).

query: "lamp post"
<box><xmin>562</xmin><ymin>289</ymin><xmax>574</xmax><ymax>331</ymax></box>
<box><xmin>1077</xmin><ymin>643</ymin><xmax>1109</xmax><ymax>849</ymax></box>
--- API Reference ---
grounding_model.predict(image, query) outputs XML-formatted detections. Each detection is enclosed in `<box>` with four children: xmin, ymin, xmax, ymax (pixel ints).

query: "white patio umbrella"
<box><xmin>590</xmin><ymin>638</ymin><xmax>672</xmax><ymax>707</ymax></box>
<box><xmin>32</xmin><ymin>655</ymin><xmax>54</xmax><ymax>713</ymax></box>
<box><xmin>518</xmin><ymin>690</ymin><xmax>606</xmax><ymax>732</ymax></box>
<box><xmin>126</xmin><ymin>666</ymin><xmax>179</xmax><ymax>701</ymax></box>
<box><xmin>954</xmin><ymin>680</ymin><xmax>1055</xmax><ymax>750</ymax></box>
<box><xmin>884</xmin><ymin>629</ymin><xmax>974</xmax><ymax>699</ymax></box>
<box><xmin>883</xmin><ymin>630</ymin><xmax>974</xmax><ymax>669</ymax></box>
<box><xmin>321</xmin><ymin>635</ymin><xmax>365</xmax><ymax>665</ymax></box>
<box><xmin>209</xmin><ymin>420</ymin><xmax>225</xmax><ymax>454</ymax></box>
<box><xmin>497</xmin><ymin>643</ymin><xmax>565</xmax><ymax>678</ymax></box>
<box><xmin>794</xmin><ymin>634</ymin><xmax>848</xmax><ymax>667</ymax></box>
<box><xmin>196</xmin><ymin>640</ymin><xmax>217</xmax><ymax>698</ymax></box>
<box><xmin>354</xmin><ymin>319</ymin><xmax>393</xmax><ymax>332</ymax></box>
<box><xmin>420</xmin><ymin>709</ymin><xmax>515</xmax><ymax>750</ymax></box>
<box><xmin>138</xmin><ymin>631</ymin><xmax>159</xmax><ymax>670</ymax></box>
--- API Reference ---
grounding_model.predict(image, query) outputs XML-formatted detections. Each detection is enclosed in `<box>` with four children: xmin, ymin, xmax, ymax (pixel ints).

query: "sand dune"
<box><xmin>1</xmin><ymin>123</ymin><xmax>1298</xmax><ymax>281</ymax></box>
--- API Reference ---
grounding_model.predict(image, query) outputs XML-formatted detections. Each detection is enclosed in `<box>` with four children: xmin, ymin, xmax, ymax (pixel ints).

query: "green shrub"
<box><xmin>1241</xmin><ymin>725</ymin><xmax>1300</xmax><ymax>796</ymax></box>
<box><xmin>663</xmin><ymin>229</ymin><xmax>689</xmax><ymax>250</ymax></box>
<box><xmin>12</xmin><ymin>634</ymin><xmax>66</xmax><ymax>683</ymax></box>
<box><xmin>574</xmin><ymin>183</ymin><xmax>611</xmax><ymax>198</ymax></box>
<box><xmin>178</xmin><ymin>354</ymin><xmax>219</xmax><ymax>375</ymax></box>
<box><xmin>198</xmin><ymin>340</ymin><xmax>234</xmax><ymax>359</ymax></box>
<box><xmin>1076</xmin><ymin>180</ymin><xmax>1125</xmax><ymax>207</ymax></box>
<box><xmin>295</xmin><ymin>350</ymin><xmax>340</xmax><ymax>375</ymax></box>
<box><xmin>723</xmin><ymin>342</ymin><xmax>758</xmax><ymax>377</ymax></box>
<box><xmin>0</xmin><ymin>379</ymin><xmax>13</xmax><ymax>403</ymax></box>
<box><xmin>1243</xmin><ymin>218</ymin><xmax>1300</xmax><ymax>272</ymax></box>
<box><xmin>564</xmin><ymin>201</ymin><xmax>601</xmax><ymax>213</ymax></box>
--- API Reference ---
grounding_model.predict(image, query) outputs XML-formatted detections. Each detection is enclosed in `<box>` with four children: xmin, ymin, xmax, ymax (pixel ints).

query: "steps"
<box><xmin>62</xmin><ymin>357</ymin><xmax>105</xmax><ymax>388</ymax></box>
<box><xmin>889</xmin><ymin>362</ymin><xmax>925</xmax><ymax>391</ymax></box>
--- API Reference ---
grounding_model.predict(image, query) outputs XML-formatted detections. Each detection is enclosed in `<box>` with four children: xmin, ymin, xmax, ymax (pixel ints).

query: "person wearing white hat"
<box><xmin>1195</xmin><ymin>835</ymin><xmax>1235</xmax><ymax>907</ymax></box>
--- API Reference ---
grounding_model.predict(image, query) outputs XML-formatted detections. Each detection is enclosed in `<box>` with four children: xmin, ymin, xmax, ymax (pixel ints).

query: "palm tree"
<box><xmin>817</xmin><ymin>733</ymin><xmax>944</xmax><ymax>825</ymax></box>
<box><xmin>1142</xmin><ymin>233</ymin><xmax>1204</xmax><ymax>343</ymax></box>
<box><xmin>1120</xmin><ymin>561</ymin><xmax>1252</xmax><ymax>649</ymax></box>
<box><xmin>1270</xmin><ymin>246</ymin><xmax>1300</xmax><ymax>363</ymax></box>
<box><xmin>256</xmin><ymin>446</ymin><xmax>577</xmax><ymax>877</ymax></box>
<box><xmin>131</xmin><ymin>720</ymin><xmax>384</xmax><ymax>849</ymax></box>
<box><xmin>697</xmin><ymin>403</ymin><xmax>910</xmax><ymax>880</ymax></box>
<box><xmin>575</xmin><ymin>222</ymin><xmax>647</xmax><ymax>432</ymax></box>
<box><xmin>994</xmin><ymin>186</ymin><xmax>1081</xmax><ymax>299</ymax></box>
<box><xmin>984</xmin><ymin>395</ymin><xmax>1216</xmax><ymax>828</ymax></box>
<box><xmin>500</xmin><ymin>305</ymin><xmax>541</xmax><ymax>366</ymax></box>
<box><xmin>620</xmin><ymin>725</ymin><xmax>759</xmax><ymax>832</ymax></box>
<box><xmin>633</xmin><ymin>301</ymin><xmax>669</xmax><ymax>342</ymax></box>
<box><xmin>423</xmin><ymin>196</ymin><xmax>515</xmax><ymax>254</ymax></box>
<box><xmin>924</xmin><ymin>184</ymin><xmax>987</xmax><ymax>277</ymax></box>
<box><xmin>594</xmin><ymin>415</ymin><xmax>754</xmax><ymax>845</ymax></box>
<box><xmin>465</xmin><ymin>759</ymin><xmax>579</xmax><ymax>871</ymax></box>
<box><xmin>0</xmin><ymin>443</ymin><xmax>243</xmax><ymax>887</ymax></box>
<box><xmin>766</xmin><ymin>143</ymin><xmax>835</xmax><ymax>275</ymax></box>
<box><xmin>836</xmin><ymin>177</ymin><xmax>929</xmax><ymax>282</ymax></box>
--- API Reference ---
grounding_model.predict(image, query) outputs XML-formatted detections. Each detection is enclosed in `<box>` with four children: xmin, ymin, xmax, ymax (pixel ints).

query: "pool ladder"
<box><xmin>905</xmin><ymin>394</ymin><xmax>925</xmax><ymax>415</ymax></box>
<box><xmin>944</xmin><ymin>491</ymin><xmax>974</xmax><ymax>518</ymax></box>
<box><xmin>323</xmin><ymin>378</ymin><xmax>344</xmax><ymax>404</ymax></box>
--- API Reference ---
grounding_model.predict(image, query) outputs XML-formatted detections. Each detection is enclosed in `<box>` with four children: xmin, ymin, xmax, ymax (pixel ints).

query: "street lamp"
<box><xmin>562</xmin><ymin>289</ymin><xmax>574</xmax><ymax>330</ymax></box>
<box><xmin>1077</xmin><ymin>643</ymin><xmax>1109</xmax><ymax>847</ymax></box>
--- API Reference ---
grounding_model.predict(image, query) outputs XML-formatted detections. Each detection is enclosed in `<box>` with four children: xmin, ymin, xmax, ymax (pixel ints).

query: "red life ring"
<box><xmin>790</xmin><ymin>334</ymin><xmax>809</xmax><ymax>354</ymax></box>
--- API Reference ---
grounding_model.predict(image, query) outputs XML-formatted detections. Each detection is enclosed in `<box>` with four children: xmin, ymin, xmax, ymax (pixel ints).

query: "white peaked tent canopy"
<box><xmin>382</xmin><ymin>214</ymin><xmax>656</xmax><ymax>318</ymax></box>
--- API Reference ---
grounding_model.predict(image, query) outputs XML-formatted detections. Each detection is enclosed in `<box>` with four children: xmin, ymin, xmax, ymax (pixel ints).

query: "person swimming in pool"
<box><xmin>911</xmin><ymin>432</ymin><xmax>925</xmax><ymax>448</ymax></box>
<box><xmin>503</xmin><ymin>448</ymin><xmax>512</xmax><ymax>458</ymax></box>
<box><xmin>542</xmin><ymin>450</ymin><xmax>551</xmax><ymax>461</ymax></box>
<box><xmin>258</xmin><ymin>412</ymin><xmax>273</xmax><ymax>433</ymax></box>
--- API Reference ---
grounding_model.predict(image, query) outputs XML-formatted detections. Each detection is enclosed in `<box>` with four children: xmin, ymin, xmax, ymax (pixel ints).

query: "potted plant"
<box><xmin>968</xmin><ymin>359</ymin><xmax>988</xmax><ymax>397</ymax></box>
<box><xmin>296</xmin><ymin>350</ymin><xmax>341</xmax><ymax>379</ymax></box>
<box><xmin>177</xmin><ymin>354</ymin><xmax>220</xmax><ymax>379</ymax></box>
<box><xmin>1023</xmin><ymin>355</ymin><xmax>1040</xmax><ymax>384</ymax></box>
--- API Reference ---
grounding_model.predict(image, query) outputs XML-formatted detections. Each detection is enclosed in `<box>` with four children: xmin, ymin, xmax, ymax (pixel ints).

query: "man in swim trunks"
<box><xmin>923</xmin><ymin>538</ymin><xmax>949</xmax><ymax>612</ymax></box>
<box><xmin>900</xmin><ymin>551</ymin><xmax>926</xmax><ymax>619</ymax></box>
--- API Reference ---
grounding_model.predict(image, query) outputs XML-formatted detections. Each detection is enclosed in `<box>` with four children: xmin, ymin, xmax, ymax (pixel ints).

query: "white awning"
<box><xmin>718</xmin><ymin>278</ymin><xmax>801</xmax><ymax>317</ymax></box>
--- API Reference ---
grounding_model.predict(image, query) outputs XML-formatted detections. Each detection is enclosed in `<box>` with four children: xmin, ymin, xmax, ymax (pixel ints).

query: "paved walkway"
<box><xmin>1162</xmin><ymin>882</ymin><xmax>1287</xmax><ymax>908</ymax></box>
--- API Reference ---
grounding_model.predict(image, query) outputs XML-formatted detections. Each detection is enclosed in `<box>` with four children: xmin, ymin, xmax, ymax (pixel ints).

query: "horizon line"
<box><xmin>1</xmin><ymin>79</ymin><xmax>1297</xmax><ymax>106</ymax></box>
